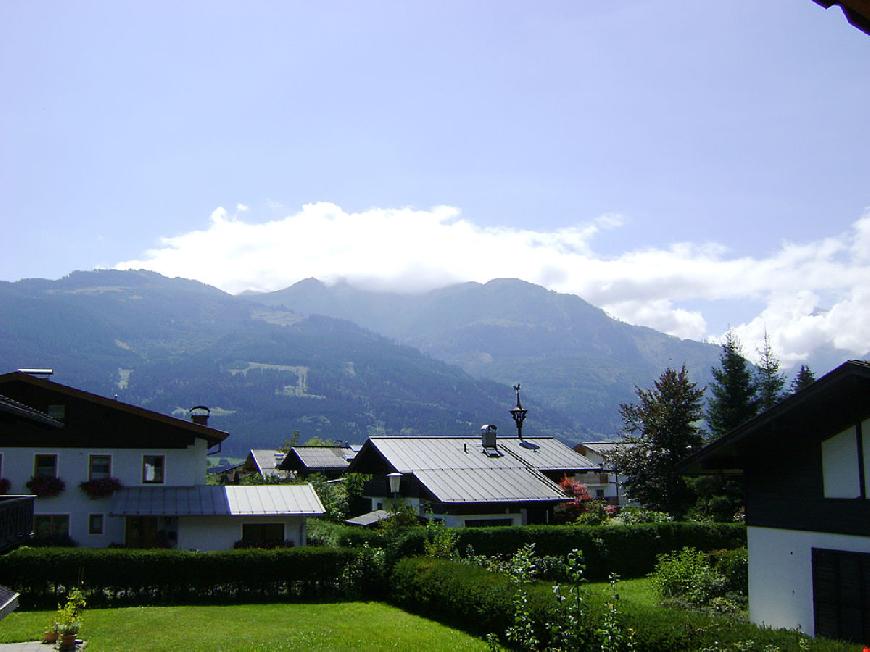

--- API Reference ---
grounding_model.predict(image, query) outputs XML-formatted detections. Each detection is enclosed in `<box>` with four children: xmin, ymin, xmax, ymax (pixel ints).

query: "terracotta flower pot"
<box><xmin>60</xmin><ymin>632</ymin><xmax>77</xmax><ymax>650</ymax></box>
<box><xmin>42</xmin><ymin>630</ymin><xmax>58</xmax><ymax>643</ymax></box>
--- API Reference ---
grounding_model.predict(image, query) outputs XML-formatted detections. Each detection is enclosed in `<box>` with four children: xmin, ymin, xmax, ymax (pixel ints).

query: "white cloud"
<box><xmin>117</xmin><ymin>203</ymin><xmax>870</xmax><ymax>368</ymax></box>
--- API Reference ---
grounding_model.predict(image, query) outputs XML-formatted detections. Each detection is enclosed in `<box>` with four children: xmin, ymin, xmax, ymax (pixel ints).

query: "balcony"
<box><xmin>0</xmin><ymin>495</ymin><xmax>35</xmax><ymax>553</ymax></box>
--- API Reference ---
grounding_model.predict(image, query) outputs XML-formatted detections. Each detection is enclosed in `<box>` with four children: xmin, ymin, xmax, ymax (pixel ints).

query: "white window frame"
<box><xmin>88</xmin><ymin>454</ymin><xmax>113</xmax><ymax>481</ymax></box>
<box><xmin>141</xmin><ymin>454</ymin><xmax>166</xmax><ymax>484</ymax></box>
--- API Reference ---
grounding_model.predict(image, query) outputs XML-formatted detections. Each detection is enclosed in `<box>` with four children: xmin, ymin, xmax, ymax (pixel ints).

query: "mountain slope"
<box><xmin>0</xmin><ymin>270</ymin><xmax>568</xmax><ymax>453</ymax></box>
<box><xmin>248</xmin><ymin>278</ymin><xmax>723</xmax><ymax>434</ymax></box>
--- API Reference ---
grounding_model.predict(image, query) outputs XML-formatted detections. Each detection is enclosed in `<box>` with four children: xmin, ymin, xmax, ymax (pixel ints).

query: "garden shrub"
<box><xmin>0</xmin><ymin>545</ymin><xmax>359</xmax><ymax>607</ymax></box>
<box><xmin>709</xmin><ymin>547</ymin><xmax>748</xmax><ymax>596</ymax></box>
<box><xmin>454</xmin><ymin>522</ymin><xmax>745</xmax><ymax>580</ymax></box>
<box><xmin>390</xmin><ymin>556</ymin><xmax>556</xmax><ymax>643</ymax></box>
<box><xmin>650</xmin><ymin>547</ymin><xmax>727</xmax><ymax>607</ymax></box>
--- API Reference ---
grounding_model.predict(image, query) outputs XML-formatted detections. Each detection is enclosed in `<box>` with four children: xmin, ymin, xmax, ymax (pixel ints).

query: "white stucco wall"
<box><xmin>176</xmin><ymin>515</ymin><xmax>308</xmax><ymax>551</ymax></box>
<box><xmin>747</xmin><ymin>526</ymin><xmax>870</xmax><ymax>636</ymax></box>
<box><xmin>0</xmin><ymin>441</ymin><xmax>209</xmax><ymax>546</ymax></box>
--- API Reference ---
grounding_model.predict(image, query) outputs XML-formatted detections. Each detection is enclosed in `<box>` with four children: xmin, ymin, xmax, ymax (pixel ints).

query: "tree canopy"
<box><xmin>755</xmin><ymin>330</ymin><xmax>786</xmax><ymax>412</ymax></box>
<box><xmin>706</xmin><ymin>331</ymin><xmax>758</xmax><ymax>439</ymax></box>
<box><xmin>790</xmin><ymin>364</ymin><xmax>815</xmax><ymax>393</ymax></box>
<box><xmin>612</xmin><ymin>365</ymin><xmax>705</xmax><ymax>517</ymax></box>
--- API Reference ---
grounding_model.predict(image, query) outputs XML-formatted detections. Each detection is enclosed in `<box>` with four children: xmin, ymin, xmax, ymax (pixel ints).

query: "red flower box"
<box><xmin>79</xmin><ymin>477</ymin><xmax>123</xmax><ymax>499</ymax></box>
<box><xmin>25</xmin><ymin>475</ymin><xmax>65</xmax><ymax>497</ymax></box>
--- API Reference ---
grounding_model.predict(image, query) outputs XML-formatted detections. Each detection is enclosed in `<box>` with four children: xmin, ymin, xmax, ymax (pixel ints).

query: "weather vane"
<box><xmin>510</xmin><ymin>383</ymin><xmax>528</xmax><ymax>439</ymax></box>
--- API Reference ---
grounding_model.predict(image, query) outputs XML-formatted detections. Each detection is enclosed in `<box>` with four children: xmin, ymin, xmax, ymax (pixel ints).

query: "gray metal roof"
<box><xmin>250</xmin><ymin>449</ymin><xmax>289</xmax><ymax>479</ymax></box>
<box><xmin>498</xmin><ymin>437</ymin><xmax>597</xmax><ymax>471</ymax></box>
<box><xmin>290</xmin><ymin>446</ymin><xmax>351</xmax><ymax>470</ymax></box>
<box><xmin>366</xmin><ymin>436</ymin><xmax>574</xmax><ymax>504</ymax></box>
<box><xmin>344</xmin><ymin>509</ymin><xmax>394</xmax><ymax>527</ymax></box>
<box><xmin>110</xmin><ymin>485</ymin><xmax>325</xmax><ymax>517</ymax></box>
<box><xmin>368</xmin><ymin>436</ymin><xmax>595</xmax><ymax>473</ymax></box>
<box><xmin>415</xmin><ymin>467</ymin><xmax>565</xmax><ymax>503</ymax></box>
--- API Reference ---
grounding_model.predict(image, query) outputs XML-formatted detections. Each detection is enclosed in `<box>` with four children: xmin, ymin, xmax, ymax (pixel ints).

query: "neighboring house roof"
<box><xmin>0</xmin><ymin>393</ymin><xmax>63</xmax><ymax>428</ymax></box>
<box><xmin>344</xmin><ymin>509</ymin><xmax>394</xmax><ymax>527</ymax></box>
<box><xmin>279</xmin><ymin>446</ymin><xmax>353</xmax><ymax>473</ymax></box>
<box><xmin>0</xmin><ymin>371</ymin><xmax>228</xmax><ymax>447</ymax></box>
<box><xmin>110</xmin><ymin>485</ymin><xmax>325</xmax><ymax>517</ymax></box>
<box><xmin>350</xmin><ymin>435</ymin><xmax>590</xmax><ymax>504</ymax></box>
<box><xmin>682</xmin><ymin>360</ymin><xmax>870</xmax><ymax>474</ymax></box>
<box><xmin>249</xmin><ymin>449</ymin><xmax>288</xmax><ymax>479</ymax></box>
<box><xmin>362</xmin><ymin>436</ymin><xmax>595</xmax><ymax>474</ymax></box>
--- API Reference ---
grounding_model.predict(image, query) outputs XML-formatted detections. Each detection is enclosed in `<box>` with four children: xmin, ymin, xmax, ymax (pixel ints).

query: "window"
<box><xmin>595</xmin><ymin>488</ymin><xmax>605</xmax><ymax>499</ymax></box>
<box><xmin>88</xmin><ymin>514</ymin><xmax>104</xmax><ymax>535</ymax></box>
<box><xmin>34</xmin><ymin>454</ymin><xmax>58</xmax><ymax>478</ymax></box>
<box><xmin>0</xmin><ymin>452</ymin><xmax>3</xmax><ymax>477</ymax></box>
<box><xmin>33</xmin><ymin>514</ymin><xmax>69</xmax><ymax>540</ymax></box>
<box><xmin>241</xmin><ymin>523</ymin><xmax>284</xmax><ymax>547</ymax></box>
<box><xmin>89</xmin><ymin>455</ymin><xmax>111</xmax><ymax>480</ymax></box>
<box><xmin>142</xmin><ymin>455</ymin><xmax>165</xmax><ymax>483</ymax></box>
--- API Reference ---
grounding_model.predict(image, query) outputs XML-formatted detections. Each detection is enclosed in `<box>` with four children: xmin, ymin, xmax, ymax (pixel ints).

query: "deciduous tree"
<box><xmin>612</xmin><ymin>365</ymin><xmax>705</xmax><ymax>517</ymax></box>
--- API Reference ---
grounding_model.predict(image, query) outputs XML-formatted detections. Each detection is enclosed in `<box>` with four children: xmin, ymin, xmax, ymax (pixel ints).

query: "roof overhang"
<box><xmin>0</xmin><ymin>372</ymin><xmax>229</xmax><ymax>446</ymax></box>
<box><xmin>110</xmin><ymin>485</ymin><xmax>325</xmax><ymax>517</ymax></box>
<box><xmin>681</xmin><ymin>360</ymin><xmax>870</xmax><ymax>474</ymax></box>
<box><xmin>813</xmin><ymin>0</ymin><xmax>870</xmax><ymax>35</ymax></box>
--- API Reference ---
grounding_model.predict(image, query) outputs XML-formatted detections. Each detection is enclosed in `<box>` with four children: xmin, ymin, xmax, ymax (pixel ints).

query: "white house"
<box><xmin>348</xmin><ymin>426</ymin><xmax>597</xmax><ymax>527</ymax></box>
<box><xmin>573</xmin><ymin>441</ymin><xmax>631</xmax><ymax>505</ymax></box>
<box><xmin>0</xmin><ymin>371</ymin><xmax>324</xmax><ymax>549</ymax></box>
<box><xmin>682</xmin><ymin>360</ymin><xmax>870</xmax><ymax>643</ymax></box>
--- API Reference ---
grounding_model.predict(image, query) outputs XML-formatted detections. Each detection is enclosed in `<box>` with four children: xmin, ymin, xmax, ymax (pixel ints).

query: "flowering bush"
<box><xmin>553</xmin><ymin>476</ymin><xmax>592</xmax><ymax>523</ymax></box>
<box><xmin>0</xmin><ymin>478</ymin><xmax>10</xmax><ymax>495</ymax></box>
<box><xmin>79</xmin><ymin>477</ymin><xmax>123</xmax><ymax>499</ymax></box>
<box><xmin>25</xmin><ymin>475</ymin><xmax>65</xmax><ymax>497</ymax></box>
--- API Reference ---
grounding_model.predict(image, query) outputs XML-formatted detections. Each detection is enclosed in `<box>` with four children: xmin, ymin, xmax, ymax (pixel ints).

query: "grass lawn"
<box><xmin>0</xmin><ymin>602</ymin><xmax>489</xmax><ymax>651</ymax></box>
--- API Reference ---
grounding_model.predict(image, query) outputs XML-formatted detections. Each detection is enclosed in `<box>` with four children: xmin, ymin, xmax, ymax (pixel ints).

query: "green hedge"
<box><xmin>0</xmin><ymin>546</ymin><xmax>358</xmax><ymax>607</ymax></box>
<box><xmin>452</xmin><ymin>522</ymin><xmax>746</xmax><ymax>580</ymax></box>
<box><xmin>390</xmin><ymin>556</ymin><xmax>555</xmax><ymax>640</ymax></box>
<box><xmin>312</xmin><ymin>521</ymin><xmax>745</xmax><ymax>581</ymax></box>
<box><xmin>389</xmin><ymin>557</ymin><xmax>852</xmax><ymax>651</ymax></box>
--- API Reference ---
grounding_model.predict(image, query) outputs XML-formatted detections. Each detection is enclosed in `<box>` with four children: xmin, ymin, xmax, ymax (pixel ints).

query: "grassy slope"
<box><xmin>0</xmin><ymin>602</ymin><xmax>489</xmax><ymax>651</ymax></box>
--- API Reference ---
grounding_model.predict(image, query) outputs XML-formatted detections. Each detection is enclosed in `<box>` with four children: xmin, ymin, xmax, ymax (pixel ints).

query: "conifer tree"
<box><xmin>755</xmin><ymin>330</ymin><xmax>785</xmax><ymax>412</ymax></box>
<box><xmin>790</xmin><ymin>364</ymin><xmax>815</xmax><ymax>393</ymax></box>
<box><xmin>613</xmin><ymin>365</ymin><xmax>705</xmax><ymax>517</ymax></box>
<box><xmin>707</xmin><ymin>331</ymin><xmax>758</xmax><ymax>438</ymax></box>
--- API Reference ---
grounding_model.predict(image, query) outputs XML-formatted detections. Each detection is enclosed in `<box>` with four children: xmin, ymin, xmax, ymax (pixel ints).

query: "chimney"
<box><xmin>18</xmin><ymin>368</ymin><xmax>53</xmax><ymax>379</ymax></box>
<box><xmin>481</xmin><ymin>424</ymin><xmax>497</xmax><ymax>449</ymax></box>
<box><xmin>189</xmin><ymin>405</ymin><xmax>210</xmax><ymax>427</ymax></box>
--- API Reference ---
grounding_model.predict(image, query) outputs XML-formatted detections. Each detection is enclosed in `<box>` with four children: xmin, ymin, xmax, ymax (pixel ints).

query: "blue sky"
<box><xmin>1</xmin><ymin>1</ymin><xmax>868</xmax><ymax>368</ymax></box>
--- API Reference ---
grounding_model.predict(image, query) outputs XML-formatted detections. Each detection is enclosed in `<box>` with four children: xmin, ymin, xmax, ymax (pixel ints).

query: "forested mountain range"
<box><xmin>0</xmin><ymin>270</ymin><xmax>727</xmax><ymax>454</ymax></box>
<box><xmin>247</xmin><ymin>277</ymin><xmax>723</xmax><ymax>436</ymax></box>
<box><xmin>0</xmin><ymin>270</ymin><xmax>570</xmax><ymax>454</ymax></box>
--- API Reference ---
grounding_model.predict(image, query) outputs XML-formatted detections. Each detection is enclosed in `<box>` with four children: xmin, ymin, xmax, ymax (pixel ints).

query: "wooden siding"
<box><xmin>745</xmin><ymin>408</ymin><xmax>870</xmax><ymax>536</ymax></box>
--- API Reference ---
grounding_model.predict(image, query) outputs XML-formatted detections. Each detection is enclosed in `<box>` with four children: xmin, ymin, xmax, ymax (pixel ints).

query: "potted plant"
<box><xmin>55</xmin><ymin>588</ymin><xmax>85</xmax><ymax>650</ymax></box>
<box><xmin>79</xmin><ymin>477</ymin><xmax>123</xmax><ymax>499</ymax></box>
<box><xmin>25</xmin><ymin>475</ymin><xmax>65</xmax><ymax>497</ymax></box>
<box><xmin>42</xmin><ymin>620</ymin><xmax>58</xmax><ymax>644</ymax></box>
<box><xmin>57</xmin><ymin>619</ymin><xmax>80</xmax><ymax>650</ymax></box>
<box><xmin>0</xmin><ymin>478</ymin><xmax>10</xmax><ymax>495</ymax></box>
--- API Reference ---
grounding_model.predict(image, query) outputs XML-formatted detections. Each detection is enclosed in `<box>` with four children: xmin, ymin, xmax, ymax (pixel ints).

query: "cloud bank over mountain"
<box><xmin>117</xmin><ymin>203</ymin><xmax>870</xmax><ymax>367</ymax></box>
